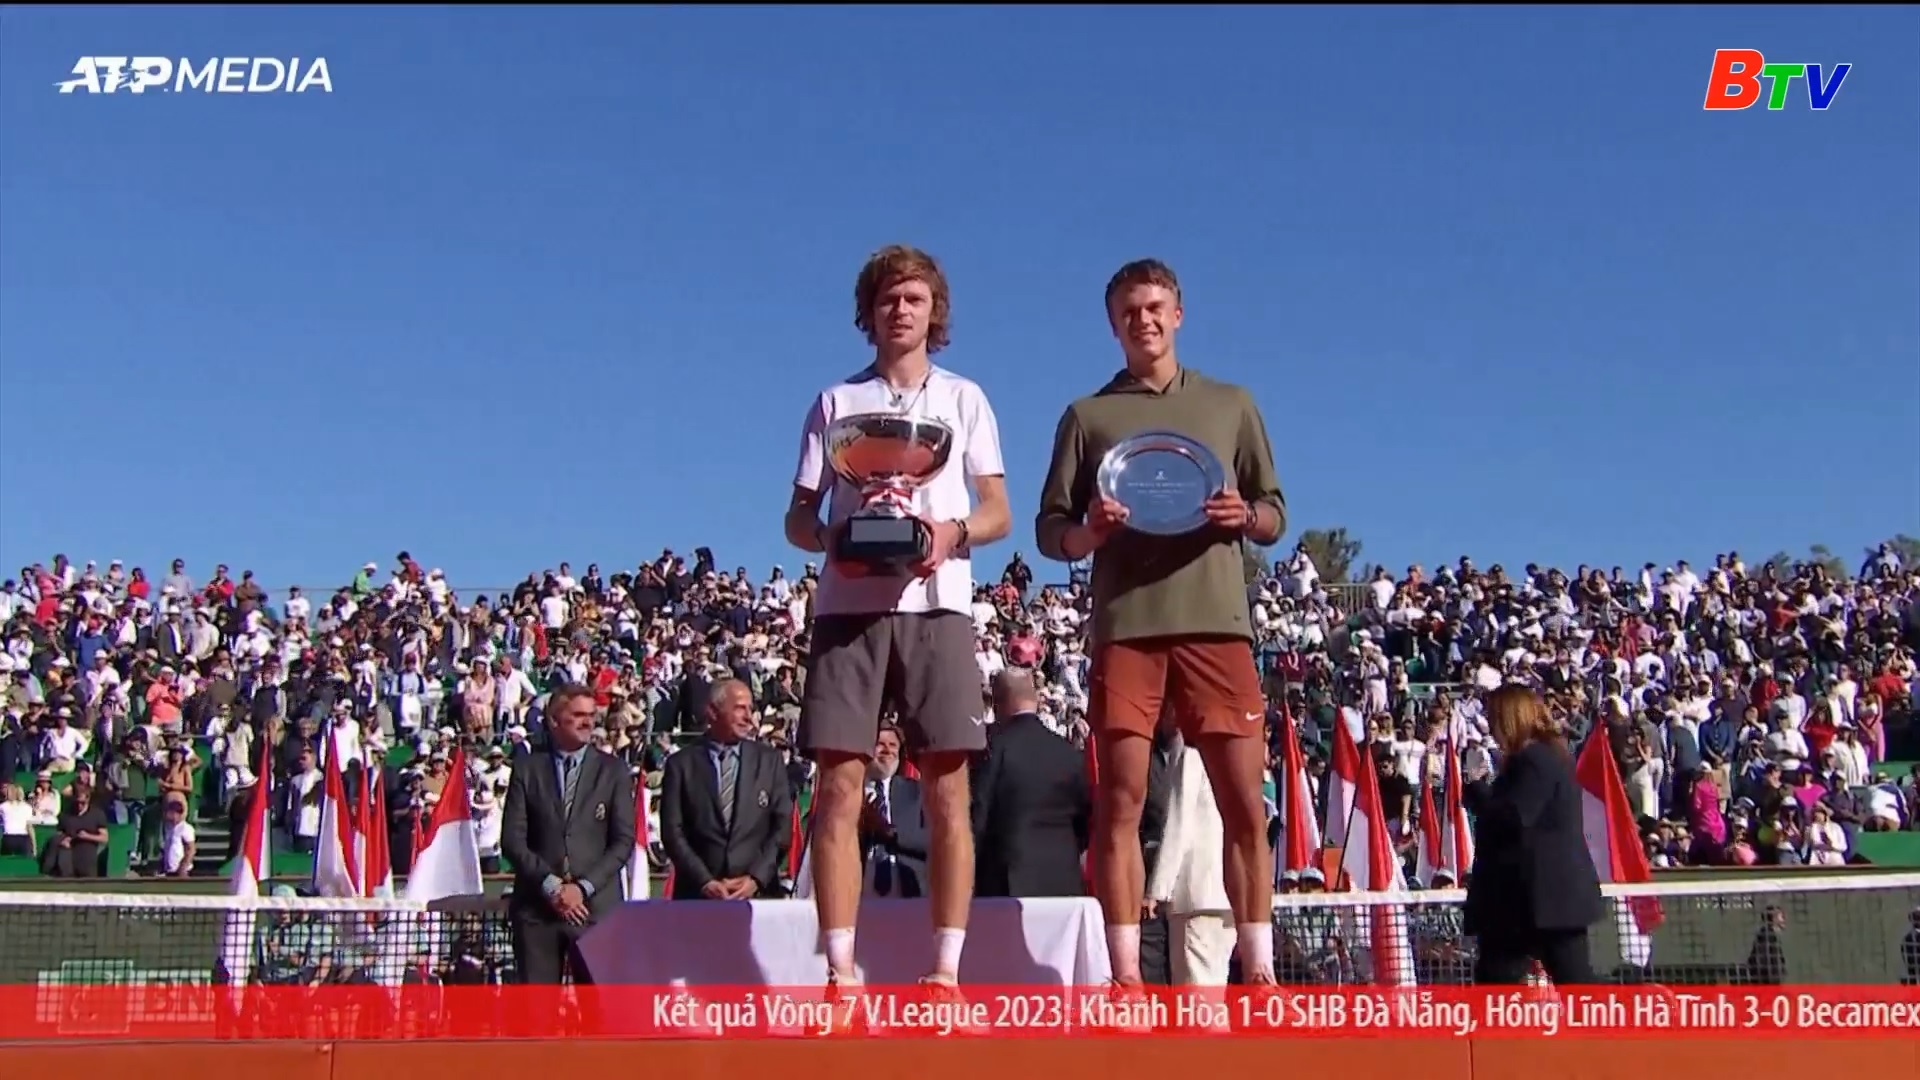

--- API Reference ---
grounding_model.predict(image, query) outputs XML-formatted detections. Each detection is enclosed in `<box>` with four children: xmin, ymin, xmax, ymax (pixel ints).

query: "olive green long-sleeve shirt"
<box><xmin>1035</xmin><ymin>366</ymin><xmax>1285</xmax><ymax>647</ymax></box>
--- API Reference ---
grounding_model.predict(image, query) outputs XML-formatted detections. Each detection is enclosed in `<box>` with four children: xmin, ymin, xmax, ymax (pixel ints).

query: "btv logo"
<box><xmin>1703</xmin><ymin>49</ymin><xmax>1850</xmax><ymax>111</ymax></box>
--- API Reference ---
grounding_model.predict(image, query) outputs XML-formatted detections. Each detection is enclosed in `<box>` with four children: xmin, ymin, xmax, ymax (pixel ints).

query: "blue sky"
<box><xmin>2</xmin><ymin>5</ymin><xmax>1915</xmax><ymax>597</ymax></box>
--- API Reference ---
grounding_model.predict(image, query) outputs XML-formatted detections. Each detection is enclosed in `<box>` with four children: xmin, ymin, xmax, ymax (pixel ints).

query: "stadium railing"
<box><xmin>1320</xmin><ymin>583</ymin><xmax>1371</xmax><ymax>613</ymax></box>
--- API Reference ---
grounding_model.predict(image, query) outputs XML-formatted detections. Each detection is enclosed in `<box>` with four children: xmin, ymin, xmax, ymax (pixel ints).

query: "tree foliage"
<box><xmin>1763</xmin><ymin>543</ymin><xmax>1852</xmax><ymax>579</ymax></box>
<box><xmin>1806</xmin><ymin>543</ymin><xmax>1847</xmax><ymax>579</ymax></box>
<box><xmin>1243</xmin><ymin>543</ymin><xmax>1273</xmax><ymax>586</ymax></box>
<box><xmin>1298</xmin><ymin>527</ymin><xmax>1363</xmax><ymax>584</ymax></box>
<box><xmin>1880</xmin><ymin>534</ymin><xmax>1920</xmax><ymax>567</ymax></box>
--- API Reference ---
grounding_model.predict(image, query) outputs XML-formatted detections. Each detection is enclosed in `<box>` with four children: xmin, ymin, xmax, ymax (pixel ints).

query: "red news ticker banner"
<box><xmin>2</xmin><ymin>985</ymin><xmax>1915</xmax><ymax>1041</ymax></box>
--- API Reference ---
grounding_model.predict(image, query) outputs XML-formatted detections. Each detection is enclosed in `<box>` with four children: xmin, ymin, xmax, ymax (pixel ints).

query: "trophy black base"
<box><xmin>835</xmin><ymin>514</ymin><xmax>931</xmax><ymax>571</ymax></box>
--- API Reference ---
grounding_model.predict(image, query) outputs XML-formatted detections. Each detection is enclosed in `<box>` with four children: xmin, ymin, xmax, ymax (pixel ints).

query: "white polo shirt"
<box><xmin>794</xmin><ymin>364</ymin><xmax>1004</xmax><ymax>618</ymax></box>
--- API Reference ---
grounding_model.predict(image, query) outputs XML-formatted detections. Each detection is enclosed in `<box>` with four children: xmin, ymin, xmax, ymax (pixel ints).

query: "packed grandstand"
<box><xmin>2</xmin><ymin>540</ymin><xmax>1915</xmax><ymax>889</ymax></box>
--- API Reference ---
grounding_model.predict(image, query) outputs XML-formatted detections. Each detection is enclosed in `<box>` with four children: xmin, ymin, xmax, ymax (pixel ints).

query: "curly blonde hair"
<box><xmin>854</xmin><ymin>245</ymin><xmax>952</xmax><ymax>353</ymax></box>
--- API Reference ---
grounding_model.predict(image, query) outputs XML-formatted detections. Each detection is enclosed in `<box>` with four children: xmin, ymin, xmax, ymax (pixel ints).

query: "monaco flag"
<box><xmin>1574</xmin><ymin>728</ymin><xmax>1663</xmax><ymax>968</ymax></box>
<box><xmin>404</xmin><ymin>746</ymin><xmax>483</xmax><ymax>901</ymax></box>
<box><xmin>357</xmin><ymin>764</ymin><xmax>393</xmax><ymax>900</ymax></box>
<box><xmin>1275</xmin><ymin>701</ymin><xmax>1321</xmax><ymax>880</ymax></box>
<box><xmin>1337</xmin><ymin>741</ymin><xmax>1414</xmax><ymax>987</ymax></box>
<box><xmin>217</xmin><ymin>736</ymin><xmax>274</xmax><ymax>983</ymax></box>
<box><xmin>1323</xmin><ymin>706</ymin><xmax>1365</xmax><ymax>856</ymax></box>
<box><xmin>788</xmin><ymin>778</ymin><xmax>808</xmax><ymax>885</ymax></box>
<box><xmin>791</xmin><ymin>772</ymin><xmax>818</xmax><ymax>901</ymax></box>
<box><xmin>1415</xmin><ymin>778</ymin><xmax>1448</xmax><ymax>887</ymax></box>
<box><xmin>623</xmin><ymin>775</ymin><xmax>651</xmax><ymax>901</ymax></box>
<box><xmin>791</xmin><ymin>831</ymin><xmax>814</xmax><ymax>900</ymax></box>
<box><xmin>1441</xmin><ymin>740</ymin><xmax>1475</xmax><ymax>882</ymax></box>
<box><xmin>311</xmin><ymin>726</ymin><xmax>360</xmax><ymax>898</ymax></box>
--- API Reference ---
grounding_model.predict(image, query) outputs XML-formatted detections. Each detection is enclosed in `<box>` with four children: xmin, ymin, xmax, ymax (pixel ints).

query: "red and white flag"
<box><xmin>218</xmin><ymin>736</ymin><xmax>274</xmax><ymax>982</ymax></box>
<box><xmin>357</xmin><ymin>765</ymin><xmax>393</xmax><ymax>900</ymax></box>
<box><xmin>1575</xmin><ymin>730</ymin><xmax>1662</xmax><ymax>967</ymax></box>
<box><xmin>404</xmin><ymin>745</ymin><xmax>483</xmax><ymax>901</ymax></box>
<box><xmin>311</xmin><ymin>726</ymin><xmax>360</xmax><ymax>898</ymax></box>
<box><xmin>1441</xmin><ymin>740</ymin><xmax>1474</xmax><ymax>882</ymax></box>
<box><xmin>788</xmin><ymin>780</ymin><xmax>807</xmax><ymax>889</ymax></box>
<box><xmin>1338</xmin><ymin>740</ymin><xmax>1414</xmax><ymax>987</ymax></box>
<box><xmin>1415</xmin><ymin>778</ymin><xmax>1447</xmax><ymax>887</ymax></box>
<box><xmin>1323</xmin><ymin>706</ymin><xmax>1365</xmax><ymax>856</ymax></box>
<box><xmin>1275</xmin><ymin>701</ymin><xmax>1321</xmax><ymax>879</ymax></box>
<box><xmin>623</xmin><ymin>774</ymin><xmax>651</xmax><ymax>901</ymax></box>
<box><xmin>791</xmin><ymin>772</ymin><xmax>818</xmax><ymax>901</ymax></box>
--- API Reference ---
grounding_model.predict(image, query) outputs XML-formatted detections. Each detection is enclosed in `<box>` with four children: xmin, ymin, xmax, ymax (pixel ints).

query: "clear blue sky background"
<box><xmin>2</xmin><ymin>5</ymin><xmax>1915</xmax><ymax>596</ymax></box>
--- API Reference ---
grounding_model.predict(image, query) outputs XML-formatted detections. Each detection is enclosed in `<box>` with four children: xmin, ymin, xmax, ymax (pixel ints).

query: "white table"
<box><xmin>578</xmin><ymin>897</ymin><xmax>1110</xmax><ymax>987</ymax></box>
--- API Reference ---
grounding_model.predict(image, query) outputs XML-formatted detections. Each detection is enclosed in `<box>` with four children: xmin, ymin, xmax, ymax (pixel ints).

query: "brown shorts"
<box><xmin>1089</xmin><ymin>635</ymin><xmax>1265</xmax><ymax>741</ymax></box>
<box><xmin>798</xmin><ymin>611</ymin><xmax>987</xmax><ymax>758</ymax></box>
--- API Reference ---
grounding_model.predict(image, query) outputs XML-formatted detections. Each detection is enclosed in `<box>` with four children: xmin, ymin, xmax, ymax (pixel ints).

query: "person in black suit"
<box><xmin>972</xmin><ymin>669</ymin><xmax>1091</xmax><ymax>898</ymax></box>
<box><xmin>1138</xmin><ymin>724</ymin><xmax>1181</xmax><ymax>985</ymax></box>
<box><xmin>1461</xmin><ymin>684</ymin><xmax>1602</xmax><ymax>985</ymax></box>
<box><xmin>500</xmin><ymin>684</ymin><xmax>638</xmax><ymax>986</ymax></box>
<box><xmin>659</xmin><ymin>678</ymin><xmax>792</xmax><ymax>900</ymax></box>
<box><xmin>861</xmin><ymin>724</ymin><xmax>930</xmax><ymax>898</ymax></box>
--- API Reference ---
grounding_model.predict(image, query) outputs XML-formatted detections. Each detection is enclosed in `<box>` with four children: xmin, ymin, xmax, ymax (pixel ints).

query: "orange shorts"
<box><xmin>1088</xmin><ymin>635</ymin><xmax>1266</xmax><ymax>741</ymax></box>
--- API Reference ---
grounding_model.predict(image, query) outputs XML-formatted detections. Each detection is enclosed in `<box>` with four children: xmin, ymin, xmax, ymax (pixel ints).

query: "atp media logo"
<box><xmin>56</xmin><ymin>56</ymin><xmax>332</xmax><ymax>95</ymax></box>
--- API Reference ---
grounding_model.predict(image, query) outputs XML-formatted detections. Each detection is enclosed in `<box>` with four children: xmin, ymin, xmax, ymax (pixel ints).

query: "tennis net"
<box><xmin>0</xmin><ymin>871</ymin><xmax>1911</xmax><ymax>1037</ymax></box>
<box><xmin>1264</xmin><ymin>871</ymin><xmax>1919</xmax><ymax>987</ymax></box>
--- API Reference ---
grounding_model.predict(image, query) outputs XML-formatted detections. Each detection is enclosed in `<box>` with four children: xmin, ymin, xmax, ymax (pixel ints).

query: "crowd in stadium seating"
<box><xmin>0</xmin><ymin>540</ymin><xmax>1916</xmax><ymax>885</ymax></box>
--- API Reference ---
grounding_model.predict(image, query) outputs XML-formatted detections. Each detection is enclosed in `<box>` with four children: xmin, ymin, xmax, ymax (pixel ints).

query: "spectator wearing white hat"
<box><xmin>39</xmin><ymin>706</ymin><xmax>88</xmax><ymax>773</ymax></box>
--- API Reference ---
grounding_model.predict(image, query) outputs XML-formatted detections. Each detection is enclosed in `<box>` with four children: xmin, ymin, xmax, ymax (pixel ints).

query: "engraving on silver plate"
<box><xmin>1096</xmin><ymin>431</ymin><xmax>1227</xmax><ymax>536</ymax></box>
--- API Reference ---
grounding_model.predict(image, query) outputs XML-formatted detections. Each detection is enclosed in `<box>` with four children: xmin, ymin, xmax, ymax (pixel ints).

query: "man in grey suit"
<box><xmin>659</xmin><ymin>679</ymin><xmax>793</xmax><ymax>900</ymax></box>
<box><xmin>501</xmin><ymin>684</ymin><xmax>637</xmax><ymax>985</ymax></box>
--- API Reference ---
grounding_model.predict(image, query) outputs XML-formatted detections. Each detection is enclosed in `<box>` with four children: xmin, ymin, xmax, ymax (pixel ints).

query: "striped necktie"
<box><xmin>717</xmin><ymin>747</ymin><xmax>738</xmax><ymax>829</ymax></box>
<box><xmin>560</xmin><ymin>754</ymin><xmax>580</xmax><ymax>814</ymax></box>
<box><xmin>872</xmin><ymin>780</ymin><xmax>896</xmax><ymax>896</ymax></box>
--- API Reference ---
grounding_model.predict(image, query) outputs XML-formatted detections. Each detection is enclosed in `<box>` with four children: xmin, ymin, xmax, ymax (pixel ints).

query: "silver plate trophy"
<box><xmin>1096</xmin><ymin>431</ymin><xmax>1228</xmax><ymax>536</ymax></box>
<box><xmin>823</xmin><ymin>413</ymin><xmax>956</xmax><ymax>570</ymax></box>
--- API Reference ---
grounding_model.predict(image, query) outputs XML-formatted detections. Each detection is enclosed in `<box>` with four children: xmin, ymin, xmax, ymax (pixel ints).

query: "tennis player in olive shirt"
<box><xmin>1036</xmin><ymin>259</ymin><xmax>1287</xmax><ymax>992</ymax></box>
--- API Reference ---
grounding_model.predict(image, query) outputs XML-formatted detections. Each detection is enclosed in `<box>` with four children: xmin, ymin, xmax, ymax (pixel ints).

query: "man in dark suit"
<box><xmin>153</xmin><ymin>612</ymin><xmax>188</xmax><ymax>666</ymax></box>
<box><xmin>1138</xmin><ymin>724</ymin><xmax>1181</xmax><ymax>985</ymax></box>
<box><xmin>862</xmin><ymin>724</ymin><xmax>930</xmax><ymax>898</ymax></box>
<box><xmin>972</xmin><ymin>669</ymin><xmax>1091</xmax><ymax>898</ymax></box>
<box><xmin>659</xmin><ymin>678</ymin><xmax>792</xmax><ymax>900</ymax></box>
<box><xmin>501</xmin><ymin>683</ymin><xmax>638</xmax><ymax>986</ymax></box>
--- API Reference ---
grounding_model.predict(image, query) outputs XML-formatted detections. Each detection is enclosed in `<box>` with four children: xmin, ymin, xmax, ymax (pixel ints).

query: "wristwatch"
<box><xmin>953</xmin><ymin>519</ymin><xmax>971</xmax><ymax>551</ymax></box>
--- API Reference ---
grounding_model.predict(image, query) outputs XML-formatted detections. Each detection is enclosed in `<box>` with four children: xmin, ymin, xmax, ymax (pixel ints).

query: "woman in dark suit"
<box><xmin>1461</xmin><ymin>685</ymin><xmax>1603</xmax><ymax>984</ymax></box>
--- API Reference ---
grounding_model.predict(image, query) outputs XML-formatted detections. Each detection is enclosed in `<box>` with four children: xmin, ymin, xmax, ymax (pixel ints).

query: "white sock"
<box><xmin>1106</xmin><ymin>923</ymin><xmax>1142</xmax><ymax>982</ymax></box>
<box><xmin>1237</xmin><ymin>922</ymin><xmax>1274</xmax><ymax>979</ymax></box>
<box><xmin>825</xmin><ymin>928</ymin><xmax>858</xmax><ymax>980</ymax></box>
<box><xmin>932</xmin><ymin>927</ymin><xmax>966</xmax><ymax>979</ymax></box>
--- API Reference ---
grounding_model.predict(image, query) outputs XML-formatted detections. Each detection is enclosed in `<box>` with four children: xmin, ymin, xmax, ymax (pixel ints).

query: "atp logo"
<box><xmin>56</xmin><ymin>56</ymin><xmax>332</xmax><ymax>95</ymax></box>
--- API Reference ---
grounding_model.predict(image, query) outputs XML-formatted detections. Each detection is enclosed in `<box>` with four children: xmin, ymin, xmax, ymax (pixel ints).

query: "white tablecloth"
<box><xmin>579</xmin><ymin>897</ymin><xmax>1110</xmax><ymax>987</ymax></box>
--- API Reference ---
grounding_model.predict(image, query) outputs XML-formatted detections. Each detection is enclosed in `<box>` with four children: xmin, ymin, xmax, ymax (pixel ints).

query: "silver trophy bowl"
<box><xmin>822</xmin><ymin>413</ymin><xmax>956</xmax><ymax>570</ymax></box>
<box><xmin>824</xmin><ymin>413</ymin><xmax>955</xmax><ymax>502</ymax></box>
